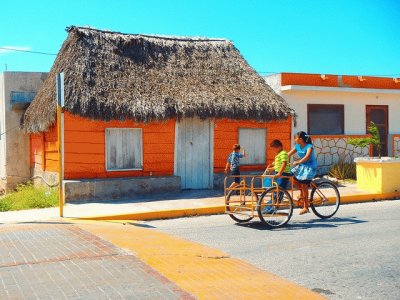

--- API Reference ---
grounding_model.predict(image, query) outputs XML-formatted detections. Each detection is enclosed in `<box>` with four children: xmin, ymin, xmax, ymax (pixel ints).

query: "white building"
<box><xmin>265</xmin><ymin>73</ymin><xmax>400</xmax><ymax>173</ymax></box>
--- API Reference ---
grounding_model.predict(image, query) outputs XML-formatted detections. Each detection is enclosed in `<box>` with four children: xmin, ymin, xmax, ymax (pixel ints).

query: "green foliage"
<box><xmin>347</xmin><ymin>121</ymin><xmax>381</xmax><ymax>157</ymax></box>
<box><xmin>329</xmin><ymin>160</ymin><xmax>356</xmax><ymax>180</ymax></box>
<box><xmin>0</xmin><ymin>182</ymin><xmax>58</xmax><ymax>212</ymax></box>
<box><xmin>0</xmin><ymin>199</ymin><xmax>12</xmax><ymax>212</ymax></box>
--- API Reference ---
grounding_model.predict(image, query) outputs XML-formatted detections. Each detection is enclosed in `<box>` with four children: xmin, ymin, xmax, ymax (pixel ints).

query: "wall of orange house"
<box><xmin>44</xmin><ymin>122</ymin><xmax>59</xmax><ymax>171</ymax></box>
<box><xmin>29</xmin><ymin>122</ymin><xmax>59</xmax><ymax>173</ymax></box>
<box><xmin>63</xmin><ymin>112</ymin><xmax>175</xmax><ymax>179</ymax></box>
<box><xmin>214</xmin><ymin>117</ymin><xmax>292</xmax><ymax>173</ymax></box>
<box><xmin>30</xmin><ymin>113</ymin><xmax>291</xmax><ymax>179</ymax></box>
<box><xmin>30</xmin><ymin>133</ymin><xmax>44</xmax><ymax>170</ymax></box>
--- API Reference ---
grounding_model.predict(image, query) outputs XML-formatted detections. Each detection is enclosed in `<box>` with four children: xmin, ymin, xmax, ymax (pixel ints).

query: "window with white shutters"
<box><xmin>238</xmin><ymin>128</ymin><xmax>266</xmax><ymax>165</ymax></box>
<box><xmin>105</xmin><ymin>128</ymin><xmax>142</xmax><ymax>171</ymax></box>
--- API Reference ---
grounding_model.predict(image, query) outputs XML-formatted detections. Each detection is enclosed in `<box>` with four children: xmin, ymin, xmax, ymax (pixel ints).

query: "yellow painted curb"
<box><xmin>74</xmin><ymin>220</ymin><xmax>325</xmax><ymax>299</ymax></box>
<box><xmin>79</xmin><ymin>205</ymin><xmax>226</xmax><ymax>220</ymax></box>
<box><xmin>339</xmin><ymin>192</ymin><xmax>400</xmax><ymax>204</ymax></box>
<box><xmin>77</xmin><ymin>192</ymin><xmax>400</xmax><ymax>221</ymax></box>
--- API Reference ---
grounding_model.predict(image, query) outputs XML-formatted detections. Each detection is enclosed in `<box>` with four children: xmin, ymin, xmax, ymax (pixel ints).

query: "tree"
<box><xmin>348</xmin><ymin>121</ymin><xmax>381</xmax><ymax>157</ymax></box>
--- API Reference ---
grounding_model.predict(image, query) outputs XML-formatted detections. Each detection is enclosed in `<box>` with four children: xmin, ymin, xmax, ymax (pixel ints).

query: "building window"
<box><xmin>308</xmin><ymin>104</ymin><xmax>344</xmax><ymax>135</ymax></box>
<box><xmin>105</xmin><ymin>128</ymin><xmax>142</xmax><ymax>171</ymax></box>
<box><xmin>238</xmin><ymin>128</ymin><xmax>266</xmax><ymax>165</ymax></box>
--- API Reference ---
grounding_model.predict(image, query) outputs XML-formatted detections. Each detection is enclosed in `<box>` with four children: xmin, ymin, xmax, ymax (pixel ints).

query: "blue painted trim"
<box><xmin>10</xmin><ymin>91</ymin><xmax>37</xmax><ymax>104</ymax></box>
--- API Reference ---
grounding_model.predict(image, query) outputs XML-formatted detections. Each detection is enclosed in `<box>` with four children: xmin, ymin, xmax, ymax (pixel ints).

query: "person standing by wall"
<box><xmin>224</xmin><ymin>144</ymin><xmax>246</xmax><ymax>187</ymax></box>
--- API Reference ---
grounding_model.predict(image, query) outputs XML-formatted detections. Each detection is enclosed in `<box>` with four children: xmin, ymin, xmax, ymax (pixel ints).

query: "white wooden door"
<box><xmin>175</xmin><ymin>117</ymin><xmax>213</xmax><ymax>189</ymax></box>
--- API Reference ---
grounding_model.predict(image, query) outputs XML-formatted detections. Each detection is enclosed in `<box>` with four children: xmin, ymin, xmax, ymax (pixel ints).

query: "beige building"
<box><xmin>0</xmin><ymin>72</ymin><xmax>47</xmax><ymax>192</ymax></box>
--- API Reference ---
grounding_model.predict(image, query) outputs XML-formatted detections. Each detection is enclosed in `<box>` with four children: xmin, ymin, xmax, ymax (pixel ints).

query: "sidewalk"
<box><xmin>0</xmin><ymin>222</ymin><xmax>193</xmax><ymax>299</ymax></box>
<box><xmin>1</xmin><ymin>183</ymin><xmax>399</xmax><ymax>224</ymax></box>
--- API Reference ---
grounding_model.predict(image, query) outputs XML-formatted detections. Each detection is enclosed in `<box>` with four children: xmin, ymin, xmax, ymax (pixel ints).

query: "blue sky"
<box><xmin>1</xmin><ymin>0</ymin><xmax>399</xmax><ymax>76</ymax></box>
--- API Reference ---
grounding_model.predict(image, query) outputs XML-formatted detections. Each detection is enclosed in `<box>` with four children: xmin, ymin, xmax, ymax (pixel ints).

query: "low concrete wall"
<box><xmin>32</xmin><ymin>171</ymin><xmax>59</xmax><ymax>188</ymax></box>
<box><xmin>5</xmin><ymin>175</ymin><xmax>30</xmax><ymax>191</ymax></box>
<box><xmin>355</xmin><ymin>157</ymin><xmax>400</xmax><ymax>193</ymax></box>
<box><xmin>64</xmin><ymin>176</ymin><xmax>181</xmax><ymax>203</ymax></box>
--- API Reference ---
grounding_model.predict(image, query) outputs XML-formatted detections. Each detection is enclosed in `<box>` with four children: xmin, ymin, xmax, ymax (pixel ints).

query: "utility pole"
<box><xmin>56</xmin><ymin>73</ymin><xmax>65</xmax><ymax>217</ymax></box>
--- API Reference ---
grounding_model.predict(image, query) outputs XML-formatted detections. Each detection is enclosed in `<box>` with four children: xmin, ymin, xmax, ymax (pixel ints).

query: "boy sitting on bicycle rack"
<box><xmin>263</xmin><ymin>139</ymin><xmax>292</xmax><ymax>213</ymax></box>
<box><xmin>265</xmin><ymin>139</ymin><xmax>292</xmax><ymax>188</ymax></box>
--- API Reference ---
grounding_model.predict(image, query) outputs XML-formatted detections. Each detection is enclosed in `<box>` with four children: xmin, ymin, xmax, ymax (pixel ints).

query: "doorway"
<box><xmin>366</xmin><ymin>105</ymin><xmax>388</xmax><ymax>156</ymax></box>
<box><xmin>174</xmin><ymin>117</ymin><xmax>213</xmax><ymax>189</ymax></box>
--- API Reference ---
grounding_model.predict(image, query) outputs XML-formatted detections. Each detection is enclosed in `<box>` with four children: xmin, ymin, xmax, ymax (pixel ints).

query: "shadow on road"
<box><xmin>125</xmin><ymin>222</ymin><xmax>157</xmax><ymax>229</ymax></box>
<box><xmin>235</xmin><ymin>216</ymin><xmax>367</xmax><ymax>231</ymax></box>
<box><xmin>10</xmin><ymin>220</ymin><xmax>74</xmax><ymax>225</ymax></box>
<box><xmin>287</xmin><ymin>216</ymin><xmax>367</xmax><ymax>230</ymax></box>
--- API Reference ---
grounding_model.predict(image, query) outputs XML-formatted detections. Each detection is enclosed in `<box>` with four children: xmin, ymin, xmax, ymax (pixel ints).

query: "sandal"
<box><xmin>299</xmin><ymin>208</ymin><xmax>310</xmax><ymax>215</ymax></box>
<box><xmin>294</xmin><ymin>196</ymin><xmax>304</xmax><ymax>207</ymax></box>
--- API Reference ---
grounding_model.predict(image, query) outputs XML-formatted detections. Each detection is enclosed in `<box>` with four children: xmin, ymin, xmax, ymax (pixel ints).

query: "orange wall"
<box><xmin>281</xmin><ymin>73</ymin><xmax>400</xmax><ymax>90</ymax></box>
<box><xmin>29</xmin><ymin>123</ymin><xmax>59</xmax><ymax>173</ymax></box>
<box><xmin>214</xmin><ymin>118</ymin><xmax>292</xmax><ymax>173</ymax></box>
<box><xmin>30</xmin><ymin>113</ymin><xmax>292</xmax><ymax>179</ymax></box>
<box><xmin>63</xmin><ymin>112</ymin><xmax>175</xmax><ymax>179</ymax></box>
<box><xmin>30</xmin><ymin>133</ymin><xmax>44</xmax><ymax>170</ymax></box>
<box><xmin>44</xmin><ymin>123</ymin><xmax>59</xmax><ymax>172</ymax></box>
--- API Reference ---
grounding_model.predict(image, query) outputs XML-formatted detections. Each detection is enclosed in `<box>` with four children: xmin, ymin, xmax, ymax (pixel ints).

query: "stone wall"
<box><xmin>312</xmin><ymin>135</ymin><xmax>370</xmax><ymax>175</ymax></box>
<box><xmin>393</xmin><ymin>135</ymin><xmax>400</xmax><ymax>157</ymax></box>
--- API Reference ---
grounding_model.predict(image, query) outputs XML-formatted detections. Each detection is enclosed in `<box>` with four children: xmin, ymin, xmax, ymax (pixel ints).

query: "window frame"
<box><xmin>307</xmin><ymin>104</ymin><xmax>345</xmax><ymax>135</ymax></box>
<box><xmin>105</xmin><ymin>128</ymin><xmax>143</xmax><ymax>172</ymax></box>
<box><xmin>238</xmin><ymin>127</ymin><xmax>267</xmax><ymax>165</ymax></box>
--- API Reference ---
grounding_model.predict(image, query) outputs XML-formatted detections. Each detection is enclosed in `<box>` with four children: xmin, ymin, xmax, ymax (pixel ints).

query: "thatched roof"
<box><xmin>23</xmin><ymin>26</ymin><xmax>292</xmax><ymax>133</ymax></box>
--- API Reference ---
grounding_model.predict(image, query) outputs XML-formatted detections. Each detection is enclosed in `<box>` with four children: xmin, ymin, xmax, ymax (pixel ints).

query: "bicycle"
<box><xmin>224</xmin><ymin>174</ymin><xmax>340</xmax><ymax>228</ymax></box>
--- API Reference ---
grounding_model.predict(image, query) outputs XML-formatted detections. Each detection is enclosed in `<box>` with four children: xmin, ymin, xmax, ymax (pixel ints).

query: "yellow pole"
<box><xmin>57</xmin><ymin>105</ymin><xmax>63</xmax><ymax>217</ymax></box>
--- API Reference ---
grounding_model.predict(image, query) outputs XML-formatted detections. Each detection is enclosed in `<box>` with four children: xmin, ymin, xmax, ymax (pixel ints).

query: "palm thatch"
<box><xmin>23</xmin><ymin>26</ymin><xmax>292</xmax><ymax>133</ymax></box>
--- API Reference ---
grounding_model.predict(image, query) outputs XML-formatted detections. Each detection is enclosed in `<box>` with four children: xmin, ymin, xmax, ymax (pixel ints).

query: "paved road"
<box><xmin>147</xmin><ymin>200</ymin><xmax>400</xmax><ymax>300</ymax></box>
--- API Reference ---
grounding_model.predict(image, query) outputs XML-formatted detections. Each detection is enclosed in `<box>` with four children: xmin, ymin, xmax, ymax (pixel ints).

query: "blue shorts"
<box><xmin>274</xmin><ymin>172</ymin><xmax>292</xmax><ymax>189</ymax></box>
<box><xmin>231</xmin><ymin>168</ymin><xmax>240</xmax><ymax>184</ymax></box>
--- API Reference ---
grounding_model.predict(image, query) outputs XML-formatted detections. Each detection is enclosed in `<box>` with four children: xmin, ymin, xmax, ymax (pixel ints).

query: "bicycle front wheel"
<box><xmin>257</xmin><ymin>187</ymin><xmax>293</xmax><ymax>228</ymax></box>
<box><xmin>226</xmin><ymin>189</ymin><xmax>256</xmax><ymax>223</ymax></box>
<box><xmin>310</xmin><ymin>180</ymin><xmax>340</xmax><ymax>218</ymax></box>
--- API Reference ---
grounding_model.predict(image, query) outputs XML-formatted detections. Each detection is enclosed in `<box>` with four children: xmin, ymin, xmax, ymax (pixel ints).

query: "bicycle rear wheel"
<box><xmin>310</xmin><ymin>180</ymin><xmax>340</xmax><ymax>218</ymax></box>
<box><xmin>257</xmin><ymin>187</ymin><xmax>293</xmax><ymax>228</ymax></box>
<box><xmin>226</xmin><ymin>188</ymin><xmax>256</xmax><ymax>223</ymax></box>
